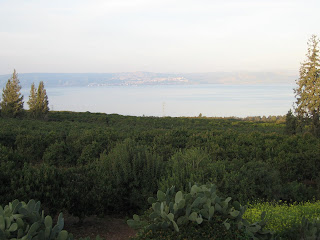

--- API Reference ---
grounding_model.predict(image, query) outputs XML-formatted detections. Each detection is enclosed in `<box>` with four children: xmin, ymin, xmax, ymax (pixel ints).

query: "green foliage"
<box><xmin>295</xmin><ymin>35</ymin><xmax>320</xmax><ymax>118</ymax></box>
<box><xmin>65</xmin><ymin>129</ymin><xmax>106</xmax><ymax>165</ymax></box>
<box><xmin>63</xmin><ymin>164</ymin><xmax>102</xmax><ymax>221</ymax></box>
<box><xmin>9</xmin><ymin>163</ymin><xmax>102</xmax><ymax>220</ymax></box>
<box><xmin>0</xmin><ymin>199</ymin><xmax>104</xmax><ymax>240</ymax></box>
<box><xmin>128</xmin><ymin>183</ymin><xmax>273</xmax><ymax>239</ymax></box>
<box><xmin>99</xmin><ymin>139</ymin><xmax>165</xmax><ymax>213</ymax></box>
<box><xmin>282</xmin><ymin>181</ymin><xmax>316</xmax><ymax>203</ymax></box>
<box><xmin>268</xmin><ymin>134</ymin><xmax>320</xmax><ymax>184</ymax></box>
<box><xmin>43</xmin><ymin>141</ymin><xmax>69</xmax><ymax>166</ymax></box>
<box><xmin>27</xmin><ymin>83</ymin><xmax>37</xmax><ymax>117</ymax></box>
<box><xmin>1</xmin><ymin>69</ymin><xmax>24</xmax><ymax>118</ymax></box>
<box><xmin>285</xmin><ymin>109</ymin><xmax>297</xmax><ymax>135</ymax></box>
<box><xmin>294</xmin><ymin>35</ymin><xmax>320</xmax><ymax>137</ymax></box>
<box><xmin>11</xmin><ymin>163</ymin><xmax>66</xmax><ymax>215</ymax></box>
<box><xmin>36</xmin><ymin>81</ymin><xmax>49</xmax><ymax>118</ymax></box>
<box><xmin>244</xmin><ymin>200</ymin><xmax>320</xmax><ymax>239</ymax></box>
<box><xmin>77</xmin><ymin>141</ymin><xmax>101</xmax><ymax>165</ymax></box>
<box><xmin>15</xmin><ymin>133</ymin><xmax>47</xmax><ymax>163</ymax></box>
<box><xmin>159</xmin><ymin>148</ymin><xmax>212</xmax><ymax>191</ymax></box>
<box><xmin>0</xmin><ymin>111</ymin><xmax>320</xmax><ymax>220</ymax></box>
<box><xmin>0</xmin><ymin>199</ymin><xmax>72</xmax><ymax>240</ymax></box>
<box><xmin>28</xmin><ymin>81</ymin><xmax>49</xmax><ymax>119</ymax></box>
<box><xmin>152</xmin><ymin>129</ymin><xmax>189</xmax><ymax>161</ymax></box>
<box><xmin>0</xmin><ymin>161</ymin><xmax>19</xmax><ymax>204</ymax></box>
<box><xmin>222</xmin><ymin>161</ymin><xmax>282</xmax><ymax>203</ymax></box>
<box><xmin>298</xmin><ymin>217</ymin><xmax>320</xmax><ymax>240</ymax></box>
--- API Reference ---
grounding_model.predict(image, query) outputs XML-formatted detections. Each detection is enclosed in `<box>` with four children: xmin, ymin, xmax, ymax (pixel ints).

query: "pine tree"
<box><xmin>36</xmin><ymin>81</ymin><xmax>49</xmax><ymax>118</ymax></box>
<box><xmin>285</xmin><ymin>109</ymin><xmax>297</xmax><ymax>135</ymax></box>
<box><xmin>0</xmin><ymin>69</ymin><xmax>24</xmax><ymax>117</ymax></box>
<box><xmin>27</xmin><ymin>82</ymin><xmax>37</xmax><ymax>117</ymax></box>
<box><xmin>294</xmin><ymin>35</ymin><xmax>320</xmax><ymax>136</ymax></box>
<box><xmin>27</xmin><ymin>81</ymin><xmax>49</xmax><ymax>118</ymax></box>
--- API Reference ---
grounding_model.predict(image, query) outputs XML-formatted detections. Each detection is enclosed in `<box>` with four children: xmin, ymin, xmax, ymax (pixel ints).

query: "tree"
<box><xmin>285</xmin><ymin>109</ymin><xmax>297</xmax><ymax>135</ymax></box>
<box><xmin>36</xmin><ymin>81</ymin><xmax>49</xmax><ymax>116</ymax></box>
<box><xmin>0</xmin><ymin>69</ymin><xmax>24</xmax><ymax>117</ymax></box>
<box><xmin>27</xmin><ymin>82</ymin><xmax>37</xmax><ymax>117</ymax></box>
<box><xmin>28</xmin><ymin>81</ymin><xmax>49</xmax><ymax>118</ymax></box>
<box><xmin>295</xmin><ymin>35</ymin><xmax>320</xmax><ymax>136</ymax></box>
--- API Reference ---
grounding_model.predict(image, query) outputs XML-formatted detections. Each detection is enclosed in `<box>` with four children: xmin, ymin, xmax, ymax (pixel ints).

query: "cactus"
<box><xmin>128</xmin><ymin>183</ymin><xmax>273</xmax><ymax>239</ymax></box>
<box><xmin>0</xmin><ymin>199</ymin><xmax>73</xmax><ymax>240</ymax></box>
<box><xmin>298</xmin><ymin>217</ymin><xmax>320</xmax><ymax>240</ymax></box>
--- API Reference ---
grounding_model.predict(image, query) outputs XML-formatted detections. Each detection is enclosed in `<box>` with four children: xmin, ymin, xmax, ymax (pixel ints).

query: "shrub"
<box><xmin>43</xmin><ymin>141</ymin><xmax>69</xmax><ymax>166</ymax></box>
<box><xmin>15</xmin><ymin>133</ymin><xmax>47</xmax><ymax>163</ymax></box>
<box><xmin>11</xmin><ymin>163</ymin><xmax>66</xmax><ymax>215</ymax></box>
<box><xmin>158</xmin><ymin>148</ymin><xmax>212</xmax><ymax>192</ymax></box>
<box><xmin>0</xmin><ymin>161</ymin><xmax>20</xmax><ymax>205</ymax></box>
<box><xmin>62</xmin><ymin>164</ymin><xmax>102</xmax><ymax>222</ymax></box>
<box><xmin>128</xmin><ymin>183</ymin><xmax>272</xmax><ymax>240</ymax></box>
<box><xmin>98</xmin><ymin>139</ymin><xmax>165</xmax><ymax>213</ymax></box>
<box><xmin>244</xmin><ymin>200</ymin><xmax>320</xmax><ymax>239</ymax></box>
<box><xmin>281</xmin><ymin>181</ymin><xmax>316</xmax><ymax>202</ymax></box>
<box><xmin>223</xmin><ymin>161</ymin><xmax>282</xmax><ymax>203</ymax></box>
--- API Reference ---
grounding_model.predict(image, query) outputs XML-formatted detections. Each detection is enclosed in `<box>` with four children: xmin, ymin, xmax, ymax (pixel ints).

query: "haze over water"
<box><xmin>22</xmin><ymin>84</ymin><xmax>295</xmax><ymax>117</ymax></box>
<box><xmin>2</xmin><ymin>1</ymin><xmax>317</xmax><ymax>117</ymax></box>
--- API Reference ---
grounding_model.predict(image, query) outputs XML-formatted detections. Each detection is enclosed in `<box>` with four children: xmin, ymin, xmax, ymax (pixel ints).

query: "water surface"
<box><xmin>21</xmin><ymin>84</ymin><xmax>295</xmax><ymax>117</ymax></box>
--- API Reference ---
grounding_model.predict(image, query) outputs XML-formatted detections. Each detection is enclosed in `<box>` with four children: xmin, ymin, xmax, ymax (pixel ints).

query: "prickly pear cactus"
<box><xmin>128</xmin><ymin>183</ymin><xmax>273</xmax><ymax>239</ymax></box>
<box><xmin>0</xmin><ymin>199</ymin><xmax>73</xmax><ymax>240</ymax></box>
<box><xmin>299</xmin><ymin>216</ymin><xmax>320</xmax><ymax>240</ymax></box>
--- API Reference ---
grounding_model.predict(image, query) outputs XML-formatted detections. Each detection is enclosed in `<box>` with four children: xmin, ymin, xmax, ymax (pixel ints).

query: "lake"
<box><xmin>21</xmin><ymin>84</ymin><xmax>296</xmax><ymax>117</ymax></box>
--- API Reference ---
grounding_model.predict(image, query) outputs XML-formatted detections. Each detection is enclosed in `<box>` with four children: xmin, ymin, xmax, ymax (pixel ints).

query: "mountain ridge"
<box><xmin>0</xmin><ymin>71</ymin><xmax>298</xmax><ymax>88</ymax></box>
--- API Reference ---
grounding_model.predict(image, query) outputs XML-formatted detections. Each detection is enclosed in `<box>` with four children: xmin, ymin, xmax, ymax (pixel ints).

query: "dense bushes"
<box><xmin>222</xmin><ymin>161</ymin><xmax>282</xmax><ymax>203</ymax></box>
<box><xmin>0</xmin><ymin>112</ymin><xmax>320</xmax><ymax>220</ymax></box>
<box><xmin>0</xmin><ymin>138</ymin><xmax>165</xmax><ymax>218</ymax></box>
<box><xmin>159</xmin><ymin>148</ymin><xmax>212</xmax><ymax>191</ymax></box>
<box><xmin>98</xmin><ymin>139</ymin><xmax>165</xmax><ymax>213</ymax></box>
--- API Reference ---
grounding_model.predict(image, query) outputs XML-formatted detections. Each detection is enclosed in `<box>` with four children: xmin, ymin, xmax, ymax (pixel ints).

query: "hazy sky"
<box><xmin>0</xmin><ymin>0</ymin><xmax>319</xmax><ymax>74</ymax></box>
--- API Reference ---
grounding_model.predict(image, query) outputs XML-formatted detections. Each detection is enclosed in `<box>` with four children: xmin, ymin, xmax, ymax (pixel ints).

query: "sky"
<box><xmin>0</xmin><ymin>0</ymin><xmax>319</xmax><ymax>74</ymax></box>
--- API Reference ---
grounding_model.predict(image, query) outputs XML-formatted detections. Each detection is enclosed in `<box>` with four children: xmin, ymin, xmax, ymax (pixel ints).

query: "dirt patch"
<box><xmin>63</xmin><ymin>214</ymin><xmax>137</xmax><ymax>240</ymax></box>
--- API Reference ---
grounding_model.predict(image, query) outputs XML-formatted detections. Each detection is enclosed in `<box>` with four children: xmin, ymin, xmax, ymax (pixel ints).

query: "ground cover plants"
<box><xmin>244</xmin><ymin>200</ymin><xmax>320</xmax><ymax>239</ymax></box>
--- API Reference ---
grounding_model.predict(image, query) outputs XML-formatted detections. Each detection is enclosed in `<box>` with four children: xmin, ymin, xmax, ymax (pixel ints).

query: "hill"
<box><xmin>0</xmin><ymin>71</ymin><xmax>297</xmax><ymax>88</ymax></box>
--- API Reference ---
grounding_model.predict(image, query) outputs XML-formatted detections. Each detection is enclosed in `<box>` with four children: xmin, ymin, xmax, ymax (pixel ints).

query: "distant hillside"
<box><xmin>0</xmin><ymin>71</ymin><xmax>297</xmax><ymax>89</ymax></box>
<box><xmin>184</xmin><ymin>71</ymin><xmax>297</xmax><ymax>85</ymax></box>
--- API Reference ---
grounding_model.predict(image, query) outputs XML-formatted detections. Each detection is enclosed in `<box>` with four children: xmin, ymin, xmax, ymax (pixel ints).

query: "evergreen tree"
<box><xmin>27</xmin><ymin>82</ymin><xmax>37</xmax><ymax>117</ymax></box>
<box><xmin>36</xmin><ymin>81</ymin><xmax>49</xmax><ymax>118</ymax></box>
<box><xmin>0</xmin><ymin>69</ymin><xmax>24</xmax><ymax>117</ymax></box>
<box><xmin>285</xmin><ymin>109</ymin><xmax>297</xmax><ymax>135</ymax></box>
<box><xmin>27</xmin><ymin>81</ymin><xmax>49</xmax><ymax>118</ymax></box>
<box><xmin>295</xmin><ymin>35</ymin><xmax>320</xmax><ymax>136</ymax></box>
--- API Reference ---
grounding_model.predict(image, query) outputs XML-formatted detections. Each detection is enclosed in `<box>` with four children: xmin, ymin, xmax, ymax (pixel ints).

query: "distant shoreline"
<box><xmin>0</xmin><ymin>71</ymin><xmax>298</xmax><ymax>89</ymax></box>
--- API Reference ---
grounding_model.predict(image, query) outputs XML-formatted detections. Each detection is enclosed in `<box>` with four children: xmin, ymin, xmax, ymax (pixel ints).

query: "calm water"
<box><xmin>21</xmin><ymin>84</ymin><xmax>296</xmax><ymax>117</ymax></box>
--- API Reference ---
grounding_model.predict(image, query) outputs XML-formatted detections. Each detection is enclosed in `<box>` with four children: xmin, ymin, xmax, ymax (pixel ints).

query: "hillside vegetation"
<box><xmin>1</xmin><ymin>111</ymin><xmax>319</xmax><ymax>211</ymax></box>
<box><xmin>1</xmin><ymin>111</ymin><xmax>320</xmax><ymax>239</ymax></box>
